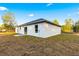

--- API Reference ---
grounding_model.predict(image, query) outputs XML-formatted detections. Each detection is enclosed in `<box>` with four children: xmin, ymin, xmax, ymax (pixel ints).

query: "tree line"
<box><xmin>53</xmin><ymin>18</ymin><xmax>79</xmax><ymax>33</ymax></box>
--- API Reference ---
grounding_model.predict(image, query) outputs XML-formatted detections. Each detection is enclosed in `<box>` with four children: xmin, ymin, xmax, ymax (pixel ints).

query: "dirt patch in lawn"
<box><xmin>72</xmin><ymin>33</ymin><xmax>79</xmax><ymax>36</ymax></box>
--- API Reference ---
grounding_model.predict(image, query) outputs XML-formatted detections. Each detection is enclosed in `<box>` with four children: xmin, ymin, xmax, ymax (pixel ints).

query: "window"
<box><xmin>35</xmin><ymin>25</ymin><xmax>38</xmax><ymax>33</ymax></box>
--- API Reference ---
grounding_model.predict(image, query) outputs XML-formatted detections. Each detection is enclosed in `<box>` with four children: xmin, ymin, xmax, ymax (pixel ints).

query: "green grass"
<box><xmin>0</xmin><ymin>33</ymin><xmax>79</xmax><ymax>56</ymax></box>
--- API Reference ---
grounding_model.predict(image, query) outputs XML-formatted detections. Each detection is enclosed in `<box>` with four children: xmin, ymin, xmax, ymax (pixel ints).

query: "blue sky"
<box><xmin>0</xmin><ymin>3</ymin><xmax>79</xmax><ymax>25</ymax></box>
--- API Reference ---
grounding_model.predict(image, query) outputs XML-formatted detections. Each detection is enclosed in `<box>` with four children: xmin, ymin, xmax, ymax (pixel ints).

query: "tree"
<box><xmin>73</xmin><ymin>20</ymin><xmax>79</xmax><ymax>32</ymax></box>
<box><xmin>62</xmin><ymin>18</ymin><xmax>73</xmax><ymax>32</ymax></box>
<box><xmin>53</xmin><ymin>19</ymin><xmax>59</xmax><ymax>25</ymax></box>
<box><xmin>65</xmin><ymin>18</ymin><xmax>73</xmax><ymax>25</ymax></box>
<box><xmin>2</xmin><ymin>12</ymin><xmax>16</xmax><ymax>31</ymax></box>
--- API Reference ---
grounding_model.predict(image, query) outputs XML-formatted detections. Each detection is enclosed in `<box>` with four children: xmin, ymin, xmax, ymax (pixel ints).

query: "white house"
<box><xmin>15</xmin><ymin>18</ymin><xmax>61</xmax><ymax>38</ymax></box>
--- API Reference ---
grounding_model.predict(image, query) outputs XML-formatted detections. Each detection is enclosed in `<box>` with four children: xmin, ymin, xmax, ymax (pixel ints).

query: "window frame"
<box><xmin>35</xmin><ymin>25</ymin><xmax>38</xmax><ymax>33</ymax></box>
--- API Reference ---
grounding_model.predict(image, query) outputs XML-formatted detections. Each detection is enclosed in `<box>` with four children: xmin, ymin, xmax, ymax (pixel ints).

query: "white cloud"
<box><xmin>28</xmin><ymin>14</ymin><xmax>34</xmax><ymax>17</ymax></box>
<box><xmin>46</xmin><ymin>3</ymin><xmax>53</xmax><ymax>7</ymax></box>
<box><xmin>0</xmin><ymin>6</ymin><xmax>8</xmax><ymax>11</ymax></box>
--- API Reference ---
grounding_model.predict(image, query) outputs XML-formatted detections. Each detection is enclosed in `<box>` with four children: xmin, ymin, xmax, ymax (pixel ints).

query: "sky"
<box><xmin>0</xmin><ymin>3</ymin><xmax>79</xmax><ymax>25</ymax></box>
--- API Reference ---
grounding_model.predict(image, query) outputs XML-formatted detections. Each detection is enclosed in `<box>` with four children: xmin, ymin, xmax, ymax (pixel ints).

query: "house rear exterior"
<box><xmin>16</xmin><ymin>18</ymin><xmax>61</xmax><ymax>38</ymax></box>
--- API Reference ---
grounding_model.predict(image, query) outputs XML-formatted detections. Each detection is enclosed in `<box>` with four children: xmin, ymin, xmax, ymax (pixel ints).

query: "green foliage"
<box><xmin>2</xmin><ymin>12</ymin><xmax>16</xmax><ymax>31</ymax></box>
<box><xmin>65</xmin><ymin>18</ymin><xmax>73</xmax><ymax>25</ymax></box>
<box><xmin>73</xmin><ymin>20</ymin><xmax>79</xmax><ymax>32</ymax></box>
<box><xmin>62</xmin><ymin>18</ymin><xmax>73</xmax><ymax>32</ymax></box>
<box><xmin>53</xmin><ymin>19</ymin><xmax>59</xmax><ymax>25</ymax></box>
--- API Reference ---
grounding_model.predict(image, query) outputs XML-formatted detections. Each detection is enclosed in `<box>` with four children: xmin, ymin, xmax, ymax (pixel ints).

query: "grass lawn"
<box><xmin>0</xmin><ymin>32</ymin><xmax>16</xmax><ymax>35</ymax></box>
<box><xmin>0</xmin><ymin>33</ymin><xmax>79</xmax><ymax>56</ymax></box>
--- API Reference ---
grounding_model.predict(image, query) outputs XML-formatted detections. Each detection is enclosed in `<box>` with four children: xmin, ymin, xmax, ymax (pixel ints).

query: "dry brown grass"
<box><xmin>0</xmin><ymin>32</ymin><xmax>16</xmax><ymax>35</ymax></box>
<box><xmin>0</xmin><ymin>33</ymin><xmax>79</xmax><ymax>56</ymax></box>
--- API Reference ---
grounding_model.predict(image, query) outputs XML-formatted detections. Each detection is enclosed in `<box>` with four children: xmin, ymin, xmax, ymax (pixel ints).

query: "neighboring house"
<box><xmin>15</xmin><ymin>18</ymin><xmax>61</xmax><ymax>38</ymax></box>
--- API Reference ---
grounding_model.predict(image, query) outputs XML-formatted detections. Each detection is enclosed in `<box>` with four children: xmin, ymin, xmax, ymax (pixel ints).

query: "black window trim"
<box><xmin>35</xmin><ymin>25</ymin><xmax>38</xmax><ymax>33</ymax></box>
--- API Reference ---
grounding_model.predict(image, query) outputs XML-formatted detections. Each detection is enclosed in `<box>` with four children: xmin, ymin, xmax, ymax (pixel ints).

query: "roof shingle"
<box><xmin>18</xmin><ymin>18</ymin><xmax>61</xmax><ymax>27</ymax></box>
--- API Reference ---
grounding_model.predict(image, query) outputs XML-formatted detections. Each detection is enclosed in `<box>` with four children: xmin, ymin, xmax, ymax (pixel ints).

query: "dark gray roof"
<box><xmin>18</xmin><ymin>18</ymin><xmax>61</xmax><ymax>27</ymax></box>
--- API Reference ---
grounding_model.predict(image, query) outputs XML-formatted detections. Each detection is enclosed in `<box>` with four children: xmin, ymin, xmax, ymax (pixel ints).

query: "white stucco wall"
<box><xmin>40</xmin><ymin>22</ymin><xmax>61</xmax><ymax>38</ymax></box>
<box><xmin>15</xmin><ymin>26</ymin><xmax>24</xmax><ymax>34</ymax></box>
<box><xmin>16</xmin><ymin>22</ymin><xmax>61</xmax><ymax>38</ymax></box>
